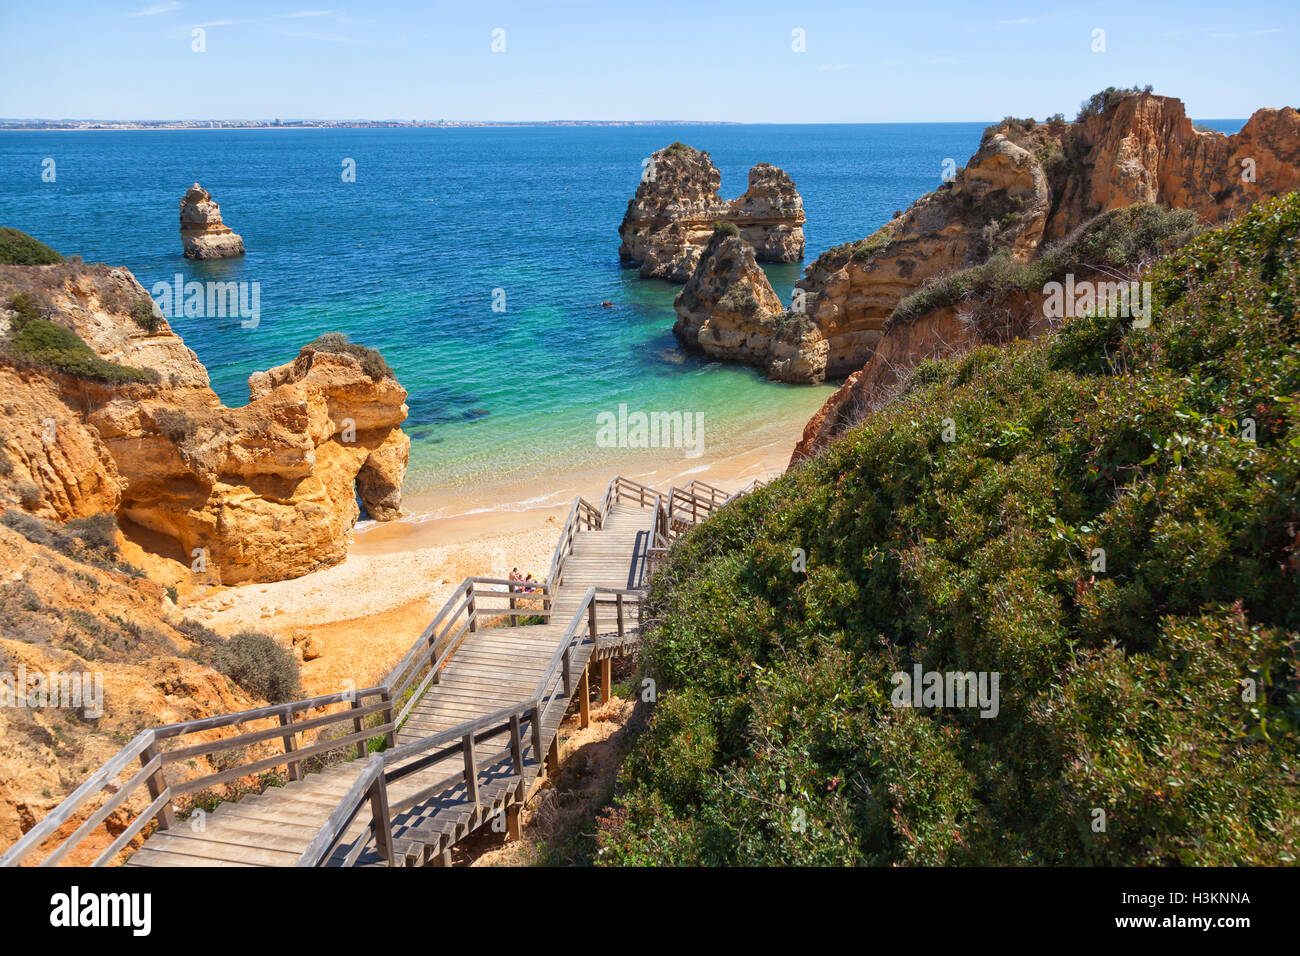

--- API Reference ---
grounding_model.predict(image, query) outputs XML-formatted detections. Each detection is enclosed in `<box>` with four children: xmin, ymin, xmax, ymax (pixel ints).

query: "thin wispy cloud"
<box><xmin>279</xmin><ymin>30</ymin><xmax>366</xmax><ymax>44</ymax></box>
<box><xmin>998</xmin><ymin>17</ymin><xmax>1034</xmax><ymax>26</ymax></box>
<box><xmin>193</xmin><ymin>10</ymin><xmax>364</xmax><ymax>41</ymax></box>
<box><xmin>1210</xmin><ymin>28</ymin><xmax>1282</xmax><ymax>38</ymax></box>
<box><xmin>128</xmin><ymin>1</ymin><xmax>181</xmax><ymax>15</ymax></box>
<box><xmin>816</xmin><ymin>63</ymin><xmax>851</xmax><ymax>72</ymax></box>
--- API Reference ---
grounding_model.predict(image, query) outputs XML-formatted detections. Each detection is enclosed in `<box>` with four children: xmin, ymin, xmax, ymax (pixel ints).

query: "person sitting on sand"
<box><xmin>509</xmin><ymin>567</ymin><xmax>523</xmax><ymax>592</ymax></box>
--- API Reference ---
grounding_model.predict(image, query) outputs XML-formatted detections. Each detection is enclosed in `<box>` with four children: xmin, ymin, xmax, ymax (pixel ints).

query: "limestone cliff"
<box><xmin>0</xmin><ymin>260</ymin><xmax>408</xmax><ymax>584</ymax></box>
<box><xmin>619</xmin><ymin>143</ymin><xmax>804</xmax><ymax>282</ymax></box>
<box><xmin>672</xmin><ymin>229</ymin><xmax>829</xmax><ymax>383</ymax></box>
<box><xmin>0</xmin><ymin>515</ymin><xmax>263</xmax><ymax>861</ymax></box>
<box><xmin>179</xmin><ymin>183</ymin><xmax>245</xmax><ymax>260</ymax></box>
<box><xmin>783</xmin><ymin>91</ymin><xmax>1300</xmax><ymax>447</ymax></box>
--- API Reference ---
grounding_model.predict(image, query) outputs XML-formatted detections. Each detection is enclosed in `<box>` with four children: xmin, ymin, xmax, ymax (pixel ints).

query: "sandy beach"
<box><xmin>184</xmin><ymin>407</ymin><xmax>804</xmax><ymax>698</ymax></box>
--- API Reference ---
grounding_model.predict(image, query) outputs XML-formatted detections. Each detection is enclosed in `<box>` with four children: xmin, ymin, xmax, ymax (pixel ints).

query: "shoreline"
<box><xmin>185</xmin><ymin>407</ymin><xmax>801</xmax><ymax>697</ymax></box>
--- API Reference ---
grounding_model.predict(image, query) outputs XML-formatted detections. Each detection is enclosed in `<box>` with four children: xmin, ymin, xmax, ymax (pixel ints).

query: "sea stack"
<box><xmin>673</xmin><ymin>226</ymin><xmax>826</xmax><ymax>382</ymax></box>
<box><xmin>179</xmin><ymin>182</ymin><xmax>245</xmax><ymax>259</ymax></box>
<box><xmin>618</xmin><ymin>143</ymin><xmax>804</xmax><ymax>282</ymax></box>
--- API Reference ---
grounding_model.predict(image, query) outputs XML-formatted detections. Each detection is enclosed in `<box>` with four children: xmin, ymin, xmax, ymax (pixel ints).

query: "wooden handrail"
<box><xmin>4</xmin><ymin>475</ymin><xmax>748</xmax><ymax>868</ymax></box>
<box><xmin>296</xmin><ymin>756</ymin><xmax>386</xmax><ymax>867</ymax></box>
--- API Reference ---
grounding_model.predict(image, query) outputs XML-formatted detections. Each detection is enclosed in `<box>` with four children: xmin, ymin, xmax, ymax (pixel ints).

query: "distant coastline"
<box><xmin>0</xmin><ymin>118</ymin><xmax>741</xmax><ymax>132</ymax></box>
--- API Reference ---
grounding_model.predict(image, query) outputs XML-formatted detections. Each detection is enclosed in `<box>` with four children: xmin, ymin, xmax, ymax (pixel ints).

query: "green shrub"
<box><xmin>130</xmin><ymin>297</ymin><xmax>161</xmax><ymax>333</ymax></box>
<box><xmin>3</xmin><ymin>299</ymin><xmax>159</xmax><ymax>385</ymax></box>
<box><xmin>1076</xmin><ymin>84</ymin><xmax>1154</xmax><ymax>122</ymax></box>
<box><xmin>177</xmin><ymin>617</ymin><xmax>222</xmax><ymax>645</ymax></box>
<box><xmin>712</xmin><ymin>221</ymin><xmax>739</xmax><ymax>238</ymax></box>
<box><xmin>888</xmin><ymin>204</ymin><xmax>1199</xmax><ymax>328</ymax></box>
<box><xmin>599</xmin><ymin>192</ymin><xmax>1300</xmax><ymax>866</ymax></box>
<box><xmin>62</xmin><ymin>513</ymin><xmax>119</xmax><ymax>561</ymax></box>
<box><xmin>212</xmin><ymin>630</ymin><xmax>302</xmax><ymax>704</ymax></box>
<box><xmin>0</xmin><ymin>228</ymin><xmax>64</xmax><ymax>265</ymax></box>
<box><xmin>152</xmin><ymin>408</ymin><xmax>197</xmax><ymax>442</ymax></box>
<box><xmin>305</xmin><ymin>333</ymin><xmax>395</xmax><ymax>382</ymax></box>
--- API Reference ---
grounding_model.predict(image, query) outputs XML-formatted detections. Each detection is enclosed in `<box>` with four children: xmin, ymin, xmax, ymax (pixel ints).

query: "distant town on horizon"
<box><xmin>0</xmin><ymin>118</ymin><xmax>744</xmax><ymax>131</ymax></box>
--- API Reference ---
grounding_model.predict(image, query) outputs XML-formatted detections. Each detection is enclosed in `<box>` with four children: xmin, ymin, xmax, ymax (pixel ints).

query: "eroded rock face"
<box><xmin>1046</xmin><ymin>99</ymin><xmax>1300</xmax><ymax>240</ymax></box>
<box><xmin>791</xmin><ymin>291</ymin><xmax>1049</xmax><ymax>462</ymax></box>
<box><xmin>673</xmin><ymin>230</ymin><xmax>829</xmax><ymax>383</ymax></box>
<box><xmin>788</xmin><ymin>130</ymin><xmax>1051</xmax><ymax>379</ymax></box>
<box><xmin>786</xmin><ymin>93</ymin><xmax>1300</xmax><ymax>454</ymax></box>
<box><xmin>619</xmin><ymin>144</ymin><xmax>805</xmax><ymax>282</ymax></box>
<box><xmin>180</xmin><ymin>183</ymin><xmax>245</xmax><ymax>260</ymax></box>
<box><xmin>674</xmin><ymin>232</ymin><xmax>783</xmax><ymax>355</ymax></box>
<box><xmin>0</xmin><ymin>518</ymin><xmax>265</xmax><ymax>862</ymax></box>
<box><xmin>0</xmin><ymin>262</ymin><xmax>408</xmax><ymax>584</ymax></box>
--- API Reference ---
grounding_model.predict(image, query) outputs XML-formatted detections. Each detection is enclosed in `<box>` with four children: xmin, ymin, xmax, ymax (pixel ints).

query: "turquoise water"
<box><xmin>0</xmin><ymin>121</ymin><xmax>1245</xmax><ymax>492</ymax></box>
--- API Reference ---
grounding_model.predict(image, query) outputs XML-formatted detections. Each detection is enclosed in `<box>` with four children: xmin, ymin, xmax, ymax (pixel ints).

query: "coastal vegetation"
<box><xmin>598</xmin><ymin>192</ymin><xmax>1300</xmax><ymax>866</ymax></box>
<box><xmin>209</xmin><ymin>630</ymin><xmax>302</xmax><ymax>704</ymax></box>
<box><xmin>306</xmin><ymin>332</ymin><xmax>396</xmax><ymax>381</ymax></box>
<box><xmin>0</xmin><ymin>510</ymin><xmax>141</xmax><ymax>578</ymax></box>
<box><xmin>1076</xmin><ymin>84</ymin><xmax>1155</xmax><ymax>121</ymax></box>
<box><xmin>3</xmin><ymin>292</ymin><xmax>158</xmax><ymax>385</ymax></box>
<box><xmin>887</xmin><ymin>204</ymin><xmax>1200</xmax><ymax>328</ymax></box>
<box><xmin>0</xmin><ymin>227</ymin><xmax>64</xmax><ymax>265</ymax></box>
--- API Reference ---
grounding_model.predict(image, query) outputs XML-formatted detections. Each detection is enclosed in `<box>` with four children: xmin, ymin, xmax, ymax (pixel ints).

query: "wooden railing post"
<box><xmin>139</xmin><ymin>742</ymin><xmax>175</xmax><ymax>831</ymax></box>
<box><xmin>601</xmin><ymin>658</ymin><xmax>612</xmax><ymax>705</ymax></box>
<box><xmin>545</xmin><ymin>735</ymin><xmax>560</xmax><ymax>778</ymax></box>
<box><xmin>588</xmin><ymin>597</ymin><xmax>598</xmax><ymax>641</ymax></box>
<box><xmin>429</xmin><ymin>624</ymin><xmax>443</xmax><ymax>685</ymax></box>
<box><xmin>462</xmin><ymin>733</ymin><xmax>479</xmax><ymax>816</ymax></box>
<box><xmin>367</xmin><ymin>767</ymin><xmax>394</xmax><ymax>866</ymax></box>
<box><xmin>562</xmin><ymin>647</ymin><xmax>572</xmax><ymax>697</ymax></box>
<box><xmin>616</xmin><ymin>593</ymin><xmax>625</xmax><ymax>638</ymax></box>
<box><xmin>351</xmin><ymin>697</ymin><xmax>367</xmax><ymax>760</ymax></box>
<box><xmin>380</xmin><ymin>690</ymin><xmax>396</xmax><ymax>750</ymax></box>
<box><xmin>509</xmin><ymin>713</ymin><xmax>524</xmax><ymax>775</ymax></box>
<box><xmin>530</xmin><ymin>703</ymin><xmax>544</xmax><ymax>767</ymax></box>
<box><xmin>579</xmin><ymin>665</ymin><xmax>590</xmax><ymax>729</ymax></box>
<box><xmin>278</xmin><ymin>708</ymin><xmax>301</xmax><ymax>782</ymax></box>
<box><xmin>466</xmin><ymin>581</ymin><xmax>477</xmax><ymax>633</ymax></box>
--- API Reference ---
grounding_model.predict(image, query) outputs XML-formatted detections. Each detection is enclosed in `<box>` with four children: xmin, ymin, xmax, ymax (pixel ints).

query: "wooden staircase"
<box><xmin>0</xmin><ymin>476</ymin><xmax>747</xmax><ymax>868</ymax></box>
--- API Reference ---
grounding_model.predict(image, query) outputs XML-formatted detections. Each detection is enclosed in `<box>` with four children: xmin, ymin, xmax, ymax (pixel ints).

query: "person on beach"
<box><xmin>509</xmin><ymin>567</ymin><xmax>523</xmax><ymax>592</ymax></box>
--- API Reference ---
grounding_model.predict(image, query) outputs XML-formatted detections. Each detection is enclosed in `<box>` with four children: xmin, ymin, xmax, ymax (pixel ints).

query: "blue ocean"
<box><xmin>0</xmin><ymin>121</ymin><xmax>1245</xmax><ymax>494</ymax></box>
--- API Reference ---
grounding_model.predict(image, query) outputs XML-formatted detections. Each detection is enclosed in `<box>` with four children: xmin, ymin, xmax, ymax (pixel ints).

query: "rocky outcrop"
<box><xmin>619</xmin><ymin>143</ymin><xmax>804</xmax><ymax>282</ymax></box>
<box><xmin>782</xmin><ymin>129</ymin><xmax>1051</xmax><ymax>381</ymax></box>
<box><xmin>0</xmin><ymin>261</ymin><xmax>408</xmax><ymax>584</ymax></box>
<box><xmin>179</xmin><ymin>183</ymin><xmax>245</xmax><ymax>259</ymax></box>
<box><xmin>673</xmin><ymin>229</ymin><xmax>829</xmax><ymax>383</ymax></box>
<box><xmin>792</xmin><ymin>291</ymin><xmax>1050</xmax><ymax>461</ymax></box>
<box><xmin>785</xmin><ymin>92</ymin><xmax>1300</xmax><ymax>441</ymax></box>
<box><xmin>1045</xmin><ymin>97</ymin><xmax>1300</xmax><ymax>240</ymax></box>
<box><xmin>0</xmin><ymin>514</ymin><xmax>265</xmax><ymax>862</ymax></box>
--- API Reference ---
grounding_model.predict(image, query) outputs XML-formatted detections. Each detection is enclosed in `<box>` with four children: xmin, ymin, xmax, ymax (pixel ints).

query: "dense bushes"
<box><xmin>1076</xmin><ymin>85</ymin><xmax>1154</xmax><ymax>122</ymax></box>
<box><xmin>305</xmin><ymin>332</ymin><xmax>395</xmax><ymax>381</ymax></box>
<box><xmin>888</xmin><ymin>204</ymin><xmax>1199</xmax><ymax>328</ymax></box>
<box><xmin>598</xmin><ymin>192</ymin><xmax>1300</xmax><ymax>866</ymax></box>
<box><xmin>0</xmin><ymin>509</ymin><xmax>140</xmax><ymax>575</ymax></box>
<box><xmin>211</xmin><ymin>630</ymin><xmax>301</xmax><ymax>704</ymax></box>
<box><xmin>0</xmin><ymin>227</ymin><xmax>64</xmax><ymax>265</ymax></box>
<box><xmin>130</xmin><ymin>296</ymin><xmax>161</xmax><ymax>333</ymax></box>
<box><xmin>3</xmin><ymin>293</ymin><xmax>158</xmax><ymax>385</ymax></box>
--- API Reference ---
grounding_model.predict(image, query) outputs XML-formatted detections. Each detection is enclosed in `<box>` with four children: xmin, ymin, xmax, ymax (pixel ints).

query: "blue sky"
<box><xmin>1</xmin><ymin>1</ymin><xmax>1296</xmax><ymax>122</ymax></box>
